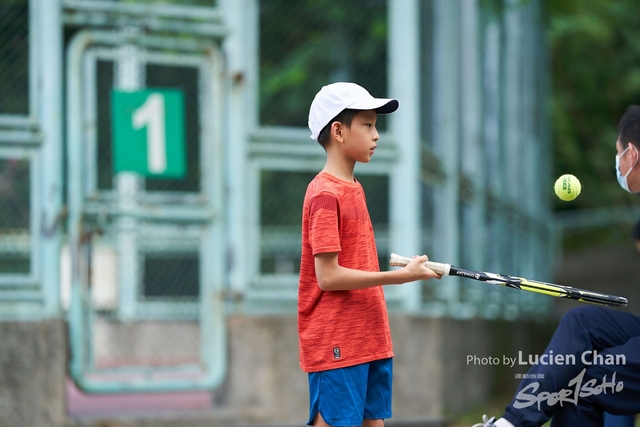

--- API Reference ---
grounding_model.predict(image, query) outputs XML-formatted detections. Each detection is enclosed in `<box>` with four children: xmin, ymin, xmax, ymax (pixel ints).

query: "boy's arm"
<box><xmin>314</xmin><ymin>252</ymin><xmax>441</xmax><ymax>291</ymax></box>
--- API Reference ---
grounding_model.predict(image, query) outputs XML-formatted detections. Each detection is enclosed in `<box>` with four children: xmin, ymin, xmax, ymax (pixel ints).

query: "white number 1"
<box><xmin>132</xmin><ymin>93</ymin><xmax>167</xmax><ymax>174</ymax></box>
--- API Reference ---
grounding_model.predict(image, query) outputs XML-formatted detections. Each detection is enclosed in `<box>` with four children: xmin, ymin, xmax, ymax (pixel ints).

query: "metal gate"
<box><xmin>66</xmin><ymin>28</ymin><xmax>227</xmax><ymax>392</ymax></box>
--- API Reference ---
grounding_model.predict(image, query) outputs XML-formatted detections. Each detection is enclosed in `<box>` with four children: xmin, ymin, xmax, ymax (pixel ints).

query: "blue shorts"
<box><xmin>307</xmin><ymin>357</ymin><xmax>393</xmax><ymax>427</ymax></box>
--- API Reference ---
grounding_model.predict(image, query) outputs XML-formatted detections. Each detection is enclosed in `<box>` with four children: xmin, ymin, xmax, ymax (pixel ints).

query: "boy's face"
<box><xmin>341</xmin><ymin>110</ymin><xmax>380</xmax><ymax>163</ymax></box>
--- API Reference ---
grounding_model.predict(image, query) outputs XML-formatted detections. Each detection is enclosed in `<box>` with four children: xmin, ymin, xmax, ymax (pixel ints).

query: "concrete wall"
<box><xmin>219</xmin><ymin>314</ymin><xmax>555</xmax><ymax>424</ymax></box>
<box><xmin>223</xmin><ymin>315</ymin><xmax>309</xmax><ymax>423</ymax></box>
<box><xmin>0</xmin><ymin>319</ymin><xmax>67</xmax><ymax>427</ymax></box>
<box><xmin>553</xmin><ymin>244</ymin><xmax>640</xmax><ymax>316</ymax></box>
<box><xmin>221</xmin><ymin>314</ymin><xmax>496</xmax><ymax>424</ymax></box>
<box><xmin>0</xmin><ymin>315</ymin><xmax>556</xmax><ymax>427</ymax></box>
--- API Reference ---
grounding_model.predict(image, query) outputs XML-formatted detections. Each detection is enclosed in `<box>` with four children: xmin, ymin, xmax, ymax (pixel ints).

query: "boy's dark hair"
<box><xmin>317</xmin><ymin>109</ymin><xmax>359</xmax><ymax>150</ymax></box>
<box><xmin>618</xmin><ymin>105</ymin><xmax>640</xmax><ymax>148</ymax></box>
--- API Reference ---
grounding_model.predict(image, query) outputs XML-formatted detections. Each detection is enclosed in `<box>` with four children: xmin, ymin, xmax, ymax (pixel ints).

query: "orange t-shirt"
<box><xmin>298</xmin><ymin>172</ymin><xmax>393</xmax><ymax>373</ymax></box>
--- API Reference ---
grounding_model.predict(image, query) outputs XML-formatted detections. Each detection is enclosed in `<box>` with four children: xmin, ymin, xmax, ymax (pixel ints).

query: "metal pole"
<box><xmin>388</xmin><ymin>0</ymin><xmax>422</xmax><ymax>312</ymax></box>
<box><xmin>39</xmin><ymin>0</ymin><xmax>64</xmax><ymax>316</ymax></box>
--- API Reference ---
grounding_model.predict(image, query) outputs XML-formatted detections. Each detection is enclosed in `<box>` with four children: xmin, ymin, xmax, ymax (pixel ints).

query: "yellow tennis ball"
<box><xmin>554</xmin><ymin>174</ymin><xmax>581</xmax><ymax>201</ymax></box>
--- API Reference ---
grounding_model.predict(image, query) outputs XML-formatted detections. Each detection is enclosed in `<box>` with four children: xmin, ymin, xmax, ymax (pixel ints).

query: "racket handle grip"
<box><xmin>389</xmin><ymin>253</ymin><xmax>451</xmax><ymax>276</ymax></box>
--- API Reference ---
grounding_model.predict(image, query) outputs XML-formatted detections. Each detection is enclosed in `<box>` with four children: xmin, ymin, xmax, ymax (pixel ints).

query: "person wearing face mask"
<box><xmin>598</xmin><ymin>107</ymin><xmax>640</xmax><ymax>427</ymax></box>
<box><xmin>615</xmin><ymin>106</ymin><xmax>640</xmax><ymax>193</ymax></box>
<box><xmin>471</xmin><ymin>106</ymin><xmax>640</xmax><ymax>427</ymax></box>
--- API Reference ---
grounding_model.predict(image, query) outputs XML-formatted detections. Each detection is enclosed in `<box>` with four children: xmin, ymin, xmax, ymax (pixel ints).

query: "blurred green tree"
<box><xmin>547</xmin><ymin>0</ymin><xmax>640</xmax><ymax>210</ymax></box>
<box><xmin>259</xmin><ymin>0</ymin><xmax>388</xmax><ymax>128</ymax></box>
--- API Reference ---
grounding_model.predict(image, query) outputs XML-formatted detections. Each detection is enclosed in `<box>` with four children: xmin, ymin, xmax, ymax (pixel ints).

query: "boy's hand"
<box><xmin>313</xmin><ymin>252</ymin><xmax>440</xmax><ymax>291</ymax></box>
<box><xmin>403</xmin><ymin>255</ymin><xmax>442</xmax><ymax>281</ymax></box>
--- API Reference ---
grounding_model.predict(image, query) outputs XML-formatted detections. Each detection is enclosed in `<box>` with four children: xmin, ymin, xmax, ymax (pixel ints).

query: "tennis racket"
<box><xmin>389</xmin><ymin>253</ymin><xmax>628</xmax><ymax>308</ymax></box>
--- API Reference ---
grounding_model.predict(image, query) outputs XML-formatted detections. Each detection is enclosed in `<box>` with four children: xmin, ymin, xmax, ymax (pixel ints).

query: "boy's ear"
<box><xmin>331</xmin><ymin>121</ymin><xmax>344</xmax><ymax>143</ymax></box>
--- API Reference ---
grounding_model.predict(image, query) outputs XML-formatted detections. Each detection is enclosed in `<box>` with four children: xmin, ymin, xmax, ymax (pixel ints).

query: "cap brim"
<box><xmin>349</xmin><ymin>98</ymin><xmax>399</xmax><ymax>114</ymax></box>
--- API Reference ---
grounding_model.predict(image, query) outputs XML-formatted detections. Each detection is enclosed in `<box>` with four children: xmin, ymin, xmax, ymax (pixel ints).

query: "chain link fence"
<box><xmin>0</xmin><ymin>0</ymin><xmax>29</xmax><ymax>116</ymax></box>
<box><xmin>418</xmin><ymin>0</ymin><xmax>551</xmax><ymax>319</ymax></box>
<box><xmin>80</xmin><ymin>216</ymin><xmax>203</xmax><ymax>371</ymax></box>
<box><xmin>71</xmin><ymin>44</ymin><xmax>215</xmax><ymax>380</ymax></box>
<box><xmin>256</xmin><ymin>0</ymin><xmax>391</xmax><ymax>285</ymax></box>
<box><xmin>0</xmin><ymin>0</ymin><xmax>31</xmax><ymax>276</ymax></box>
<box><xmin>259</xmin><ymin>0</ymin><xmax>388</xmax><ymax>128</ymax></box>
<box><xmin>95</xmin><ymin>60</ymin><xmax>202</xmax><ymax>193</ymax></box>
<box><xmin>254</xmin><ymin>0</ymin><xmax>550</xmax><ymax>319</ymax></box>
<box><xmin>131</xmin><ymin>0</ymin><xmax>214</xmax><ymax>5</ymax></box>
<box><xmin>0</xmin><ymin>158</ymin><xmax>30</xmax><ymax>274</ymax></box>
<box><xmin>259</xmin><ymin>171</ymin><xmax>390</xmax><ymax>283</ymax></box>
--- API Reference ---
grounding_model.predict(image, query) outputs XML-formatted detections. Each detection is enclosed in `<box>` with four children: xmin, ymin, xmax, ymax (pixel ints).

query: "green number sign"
<box><xmin>112</xmin><ymin>89</ymin><xmax>186</xmax><ymax>178</ymax></box>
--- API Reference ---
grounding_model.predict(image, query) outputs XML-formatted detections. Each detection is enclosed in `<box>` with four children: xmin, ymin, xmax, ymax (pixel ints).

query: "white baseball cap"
<box><xmin>308</xmin><ymin>82</ymin><xmax>399</xmax><ymax>141</ymax></box>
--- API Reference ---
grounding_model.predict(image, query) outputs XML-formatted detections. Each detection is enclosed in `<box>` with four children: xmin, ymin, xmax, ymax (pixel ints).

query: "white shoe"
<box><xmin>471</xmin><ymin>414</ymin><xmax>496</xmax><ymax>427</ymax></box>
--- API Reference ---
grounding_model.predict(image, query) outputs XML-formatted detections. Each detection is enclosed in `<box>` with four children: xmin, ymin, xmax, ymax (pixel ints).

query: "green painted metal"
<box><xmin>112</xmin><ymin>89</ymin><xmax>186</xmax><ymax>178</ymax></box>
<box><xmin>66</xmin><ymin>27</ymin><xmax>226</xmax><ymax>393</ymax></box>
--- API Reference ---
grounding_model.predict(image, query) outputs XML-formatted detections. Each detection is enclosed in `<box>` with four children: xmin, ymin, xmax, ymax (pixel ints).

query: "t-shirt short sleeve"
<box><xmin>308</xmin><ymin>193</ymin><xmax>341</xmax><ymax>255</ymax></box>
<box><xmin>298</xmin><ymin>172</ymin><xmax>393</xmax><ymax>372</ymax></box>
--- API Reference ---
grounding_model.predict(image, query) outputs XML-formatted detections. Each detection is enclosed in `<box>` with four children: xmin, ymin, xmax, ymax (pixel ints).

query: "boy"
<box><xmin>473</xmin><ymin>105</ymin><xmax>640</xmax><ymax>427</ymax></box>
<box><xmin>298</xmin><ymin>82</ymin><xmax>441</xmax><ymax>427</ymax></box>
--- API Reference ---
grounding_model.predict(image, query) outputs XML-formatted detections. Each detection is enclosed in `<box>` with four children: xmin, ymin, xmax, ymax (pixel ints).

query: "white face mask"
<box><xmin>615</xmin><ymin>144</ymin><xmax>639</xmax><ymax>193</ymax></box>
